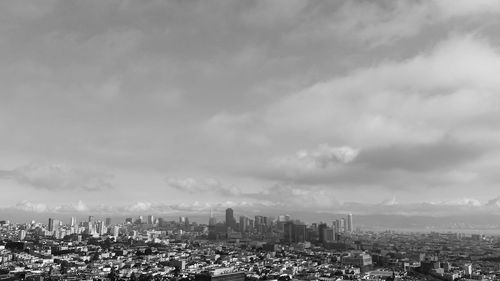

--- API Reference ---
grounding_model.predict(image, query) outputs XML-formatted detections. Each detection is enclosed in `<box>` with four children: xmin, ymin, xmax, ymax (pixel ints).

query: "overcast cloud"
<box><xmin>1</xmin><ymin>0</ymin><xmax>500</xmax><ymax>216</ymax></box>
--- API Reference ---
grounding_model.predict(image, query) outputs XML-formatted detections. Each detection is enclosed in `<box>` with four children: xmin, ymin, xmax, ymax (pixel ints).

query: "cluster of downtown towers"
<box><xmin>215</xmin><ymin>208</ymin><xmax>354</xmax><ymax>243</ymax></box>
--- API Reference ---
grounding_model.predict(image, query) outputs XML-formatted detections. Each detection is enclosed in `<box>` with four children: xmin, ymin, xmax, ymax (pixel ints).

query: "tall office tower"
<box><xmin>347</xmin><ymin>213</ymin><xmax>353</xmax><ymax>232</ymax></box>
<box><xmin>334</xmin><ymin>220</ymin><xmax>340</xmax><ymax>232</ymax></box>
<box><xmin>283</xmin><ymin>221</ymin><xmax>295</xmax><ymax>243</ymax></box>
<box><xmin>284</xmin><ymin>214</ymin><xmax>291</xmax><ymax>222</ymax></box>
<box><xmin>254</xmin><ymin>216</ymin><xmax>262</xmax><ymax>232</ymax></box>
<box><xmin>225</xmin><ymin>208</ymin><xmax>235</xmax><ymax>230</ymax></box>
<box><xmin>105</xmin><ymin>217</ymin><xmax>112</xmax><ymax>226</ymax></box>
<box><xmin>239</xmin><ymin>216</ymin><xmax>249</xmax><ymax>233</ymax></box>
<box><xmin>184</xmin><ymin>217</ymin><xmax>190</xmax><ymax>227</ymax></box>
<box><xmin>248</xmin><ymin>219</ymin><xmax>254</xmax><ymax>231</ymax></box>
<box><xmin>48</xmin><ymin>218</ymin><xmax>54</xmax><ymax>232</ymax></box>
<box><xmin>88</xmin><ymin>222</ymin><xmax>94</xmax><ymax>234</ymax></box>
<box><xmin>125</xmin><ymin>217</ymin><xmax>133</xmax><ymax>224</ymax></box>
<box><xmin>97</xmin><ymin>221</ymin><xmax>106</xmax><ymax>236</ymax></box>
<box><xmin>19</xmin><ymin>230</ymin><xmax>26</xmax><ymax>240</ymax></box>
<box><xmin>147</xmin><ymin>215</ymin><xmax>155</xmax><ymax>225</ymax></box>
<box><xmin>179</xmin><ymin>216</ymin><xmax>186</xmax><ymax>224</ymax></box>
<box><xmin>138</xmin><ymin>216</ymin><xmax>143</xmax><ymax>224</ymax></box>
<box><xmin>318</xmin><ymin>223</ymin><xmax>328</xmax><ymax>243</ymax></box>
<box><xmin>340</xmin><ymin>218</ymin><xmax>346</xmax><ymax>232</ymax></box>
<box><xmin>70</xmin><ymin>217</ymin><xmax>76</xmax><ymax>227</ymax></box>
<box><xmin>325</xmin><ymin>228</ymin><xmax>335</xmax><ymax>242</ymax></box>
<box><xmin>294</xmin><ymin>224</ymin><xmax>307</xmax><ymax>243</ymax></box>
<box><xmin>262</xmin><ymin>216</ymin><xmax>269</xmax><ymax>227</ymax></box>
<box><xmin>88</xmin><ymin>216</ymin><xmax>94</xmax><ymax>222</ymax></box>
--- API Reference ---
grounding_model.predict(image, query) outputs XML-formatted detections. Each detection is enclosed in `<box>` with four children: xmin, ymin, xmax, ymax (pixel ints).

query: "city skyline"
<box><xmin>2</xmin><ymin>1</ymin><xmax>500</xmax><ymax>217</ymax></box>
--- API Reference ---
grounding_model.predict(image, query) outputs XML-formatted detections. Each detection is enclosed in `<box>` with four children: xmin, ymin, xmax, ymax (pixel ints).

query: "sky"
<box><xmin>2</xmin><ymin>0</ymin><xmax>500</xmax><ymax>219</ymax></box>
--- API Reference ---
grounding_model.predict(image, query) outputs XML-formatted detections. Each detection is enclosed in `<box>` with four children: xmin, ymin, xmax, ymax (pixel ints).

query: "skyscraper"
<box><xmin>48</xmin><ymin>218</ymin><xmax>54</xmax><ymax>232</ymax></box>
<box><xmin>225</xmin><ymin>208</ymin><xmax>235</xmax><ymax>230</ymax></box>
<box><xmin>318</xmin><ymin>223</ymin><xmax>328</xmax><ymax>243</ymax></box>
<box><xmin>334</xmin><ymin>219</ymin><xmax>340</xmax><ymax>233</ymax></box>
<box><xmin>105</xmin><ymin>217</ymin><xmax>112</xmax><ymax>226</ymax></box>
<box><xmin>294</xmin><ymin>223</ymin><xmax>307</xmax><ymax>243</ymax></box>
<box><xmin>71</xmin><ymin>217</ymin><xmax>76</xmax><ymax>227</ymax></box>
<box><xmin>283</xmin><ymin>221</ymin><xmax>295</xmax><ymax>243</ymax></box>
<box><xmin>347</xmin><ymin>213</ymin><xmax>353</xmax><ymax>233</ymax></box>
<box><xmin>147</xmin><ymin>215</ymin><xmax>155</xmax><ymax>225</ymax></box>
<box><xmin>239</xmin><ymin>216</ymin><xmax>249</xmax><ymax>233</ymax></box>
<box><xmin>99</xmin><ymin>221</ymin><xmax>106</xmax><ymax>235</ymax></box>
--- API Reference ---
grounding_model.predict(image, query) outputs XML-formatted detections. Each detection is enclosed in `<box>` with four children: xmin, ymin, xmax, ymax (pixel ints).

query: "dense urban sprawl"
<box><xmin>1</xmin><ymin>209</ymin><xmax>499</xmax><ymax>281</ymax></box>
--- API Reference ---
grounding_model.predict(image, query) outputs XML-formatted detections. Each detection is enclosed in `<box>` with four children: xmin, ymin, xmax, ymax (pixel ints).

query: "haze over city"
<box><xmin>2</xmin><ymin>0</ymin><xmax>500</xmax><ymax>221</ymax></box>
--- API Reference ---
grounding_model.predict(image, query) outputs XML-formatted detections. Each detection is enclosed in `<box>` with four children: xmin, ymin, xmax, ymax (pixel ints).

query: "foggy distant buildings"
<box><xmin>347</xmin><ymin>213</ymin><xmax>353</xmax><ymax>233</ymax></box>
<box><xmin>225</xmin><ymin>208</ymin><xmax>236</xmax><ymax>231</ymax></box>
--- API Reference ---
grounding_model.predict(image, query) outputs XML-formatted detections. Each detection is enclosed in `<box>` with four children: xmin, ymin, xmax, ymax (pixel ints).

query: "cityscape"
<box><xmin>2</xmin><ymin>209</ymin><xmax>500</xmax><ymax>281</ymax></box>
<box><xmin>3</xmin><ymin>0</ymin><xmax>500</xmax><ymax>281</ymax></box>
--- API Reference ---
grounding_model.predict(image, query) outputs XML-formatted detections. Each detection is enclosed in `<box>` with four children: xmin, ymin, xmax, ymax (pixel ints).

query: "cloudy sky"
<box><xmin>2</xmin><ymin>0</ymin><xmax>500</xmax><ymax>218</ymax></box>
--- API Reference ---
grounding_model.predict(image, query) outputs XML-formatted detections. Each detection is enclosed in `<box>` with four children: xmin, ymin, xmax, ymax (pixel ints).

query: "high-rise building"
<box><xmin>225</xmin><ymin>208</ymin><xmax>235</xmax><ymax>230</ymax></box>
<box><xmin>262</xmin><ymin>216</ymin><xmax>269</xmax><ymax>226</ymax></box>
<box><xmin>254</xmin><ymin>216</ymin><xmax>264</xmax><ymax>233</ymax></box>
<box><xmin>340</xmin><ymin>218</ymin><xmax>346</xmax><ymax>232</ymax></box>
<box><xmin>283</xmin><ymin>221</ymin><xmax>294</xmax><ymax>243</ymax></box>
<box><xmin>248</xmin><ymin>219</ymin><xmax>254</xmax><ymax>231</ymax></box>
<box><xmin>239</xmin><ymin>216</ymin><xmax>249</xmax><ymax>233</ymax></box>
<box><xmin>347</xmin><ymin>213</ymin><xmax>353</xmax><ymax>233</ymax></box>
<box><xmin>147</xmin><ymin>215</ymin><xmax>155</xmax><ymax>225</ymax></box>
<box><xmin>334</xmin><ymin>220</ymin><xmax>340</xmax><ymax>232</ymax></box>
<box><xmin>105</xmin><ymin>217</ymin><xmax>112</xmax><ymax>226</ymax></box>
<box><xmin>88</xmin><ymin>216</ymin><xmax>94</xmax><ymax>222</ymax></box>
<box><xmin>294</xmin><ymin>224</ymin><xmax>307</xmax><ymax>243</ymax></box>
<box><xmin>48</xmin><ymin>218</ymin><xmax>54</xmax><ymax>232</ymax></box>
<box><xmin>325</xmin><ymin>228</ymin><xmax>335</xmax><ymax>242</ymax></box>
<box><xmin>284</xmin><ymin>221</ymin><xmax>307</xmax><ymax>243</ymax></box>
<box><xmin>87</xmin><ymin>222</ymin><xmax>94</xmax><ymax>234</ymax></box>
<box><xmin>70</xmin><ymin>217</ymin><xmax>76</xmax><ymax>227</ymax></box>
<box><xmin>318</xmin><ymin>223</ymin><xmax>328</xmax><ymax>243</ymax></box>
<box><xmin>96</xmin><ymin>221</ymin><xmax>106</xmax><ymax>236</ymax></box>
